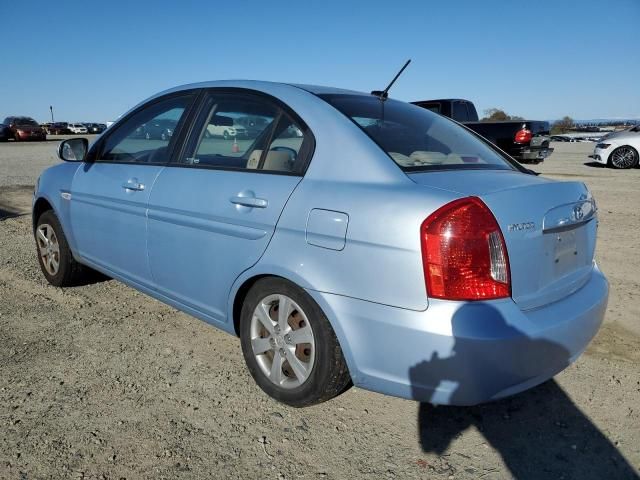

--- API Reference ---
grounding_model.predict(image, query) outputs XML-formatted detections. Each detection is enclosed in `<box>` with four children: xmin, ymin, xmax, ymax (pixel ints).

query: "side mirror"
<box><xmin>57</xmin><ymin>138</ymin><xmax>88</xmax><ymax>162</ymax></box>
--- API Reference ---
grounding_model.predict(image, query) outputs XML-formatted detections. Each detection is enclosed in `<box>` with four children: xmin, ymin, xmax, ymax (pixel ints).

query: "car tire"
<box><xmin>145</xmin><ymin>132</ymin><xmax>151</xmax><ymax>140</ymax></box>
<box><xmin>160</xmin><ymin>132</ymin><xmax>167</xmax><ymax>141</ymax></box>
<box><xmin>35</xmin><ymin>210</ymin><xmax>90</xmax><ymax>287</ymax></box>
<box><xmin>240</xmin><ymin>277</ymin><xmax>352</xmax><ymax>407</ymax></box>
<box><xmin>223</xmin><ymin>130</ymin><xmax>229</xmax><ymax>140</ymax></box>
<box><xmin>609</xmin><ymin>146</ymin><xmax>639</xmax><ymax>169</ymax></box>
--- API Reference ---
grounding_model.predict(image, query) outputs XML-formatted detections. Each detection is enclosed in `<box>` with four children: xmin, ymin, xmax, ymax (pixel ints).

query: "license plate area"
<box><xmin>552</xmin><ymin>229</ymin><xmax>580</xmax><ymax>277</ymax></box>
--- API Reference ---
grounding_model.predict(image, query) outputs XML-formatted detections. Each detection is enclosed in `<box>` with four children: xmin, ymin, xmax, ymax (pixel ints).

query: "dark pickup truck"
<box><xmin>412</xmin><ymin>99</ymin><xmax>553</xmax><ymax>164</ymax></box>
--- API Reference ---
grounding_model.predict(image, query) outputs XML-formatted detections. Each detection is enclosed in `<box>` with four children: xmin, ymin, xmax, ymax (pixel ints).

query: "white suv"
<box><xmin>68</xmin><ymin>123</ymin><xmax>88</xmax><ymax>134</ymax></box>
<box><xmin>205</xmin><ymin>122</ymin><xmax>247</xmax><ymax>140</ymax></box>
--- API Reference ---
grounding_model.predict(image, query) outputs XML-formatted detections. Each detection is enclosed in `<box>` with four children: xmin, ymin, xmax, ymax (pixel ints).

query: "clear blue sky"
<box><xmin>1</xmin><ymin>0</ymin><xmax>638</xmax><ymax>123</ymax></box>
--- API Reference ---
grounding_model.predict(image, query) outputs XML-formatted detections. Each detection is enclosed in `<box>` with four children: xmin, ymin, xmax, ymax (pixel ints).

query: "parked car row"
<box><xmin>0</xmin><ymin>118</ymin><xmax>109</xmax><ymax>141</ymax></box>
<box><xmin>41</xmin><ymin>122</ymin><xmax>107</xmax><ymax>135</ymax></box>
<box><xmin>551</xmin><ymin>135</ymin><xmax>602</xmax><ymax>143</ymax></box>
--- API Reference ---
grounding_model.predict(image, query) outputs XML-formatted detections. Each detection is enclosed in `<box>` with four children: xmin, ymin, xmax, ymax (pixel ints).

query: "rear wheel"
<box><xmin>35</xmin><ymin>210</ymin><xmax>90</xmax><ymax>287</ymax></box>
<box><xmin>609</xmin><ymin>146</ymin><xmax>638</xmax><ymax>169</ymax></box>
<box><xmin>240</xmin><ymin>277</ymin><xmax>351</xmax><ymax>407</ymax></box>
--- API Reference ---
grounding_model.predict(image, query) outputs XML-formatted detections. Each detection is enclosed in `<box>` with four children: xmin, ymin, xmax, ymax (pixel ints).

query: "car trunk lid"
<box><xmin>409</xmin><ymin>170</ymin><xmax>597</xmax><ymax>309</ymax></box>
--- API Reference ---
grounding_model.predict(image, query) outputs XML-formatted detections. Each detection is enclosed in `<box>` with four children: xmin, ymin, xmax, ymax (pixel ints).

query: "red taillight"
<box><xmin>420</xmin><ymin>197</ymin><xmax>510</xmax><ymax>301</ymax></box>
<box><xmin>514</xmin><ymin>128</ymin><xmax>532</xmax><ymax>143</ymax></box>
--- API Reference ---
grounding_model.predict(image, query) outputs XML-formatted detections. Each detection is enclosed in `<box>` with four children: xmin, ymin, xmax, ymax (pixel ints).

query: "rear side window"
<box><xmin>180</xmin><ymin>92</ymin><xmax>311</xmax><ymax>174</ymax></box>
<box><xmin>319</xmin><ymin>94</ymin><xmax>517</xmax><ymax>172</ymax></box>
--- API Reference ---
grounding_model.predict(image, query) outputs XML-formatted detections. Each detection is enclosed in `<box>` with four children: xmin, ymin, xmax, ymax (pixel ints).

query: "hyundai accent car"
<box><xmin>33</xmin><ymin>81</ymin><xmax>608</xmax><ymax>407</ymax></box>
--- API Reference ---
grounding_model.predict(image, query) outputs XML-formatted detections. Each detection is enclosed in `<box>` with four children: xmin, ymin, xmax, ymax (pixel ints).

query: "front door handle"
<box><xmin>122</xmin><ymin>180</ymin><xmax>145</xmax><ymax>191</ymax></box>
<box><xmin>230</xmin><ymin>195</ymin><xmax>268</xmax><ymax>208</ymax></box>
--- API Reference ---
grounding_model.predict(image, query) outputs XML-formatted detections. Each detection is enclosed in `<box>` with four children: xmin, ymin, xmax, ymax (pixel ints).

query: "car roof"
<box><xmin>156</xmin><ymin>80</ymin><xmax>369</xmax><ymax>98</ymax></box>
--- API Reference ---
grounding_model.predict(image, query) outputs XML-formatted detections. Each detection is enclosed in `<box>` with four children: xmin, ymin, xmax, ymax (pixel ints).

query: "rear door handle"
<box><xmin>122</xmin><ymin>180</ymin><xmax>145</xmax><ymax>191</ymax></box>
<box><xmin>230</xmin><ymin>196</ymin><xmax>268</xmax><ymax>208</ymax></box>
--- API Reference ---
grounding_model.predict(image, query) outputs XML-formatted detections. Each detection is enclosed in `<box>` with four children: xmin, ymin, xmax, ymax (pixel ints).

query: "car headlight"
<box><xmin>596</xmin><ymin>143</ymin><xmax>611</xmax><ymax>149</ymax></box>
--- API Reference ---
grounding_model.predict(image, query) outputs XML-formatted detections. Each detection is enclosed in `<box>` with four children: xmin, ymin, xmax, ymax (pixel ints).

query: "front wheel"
<box><xmin>609</xmin><ymin>146</ymin><xmax>639</xmax><ymax>169</ymax></box>
<box><xmin>240</xmin><ymin>277</ymin><xmax>352</xmax><ymax>407</ymax></box>
<box><xmin>35</xmin><ymin>210</ymin><xmax>90</xmax><ymax>287</ymax></box>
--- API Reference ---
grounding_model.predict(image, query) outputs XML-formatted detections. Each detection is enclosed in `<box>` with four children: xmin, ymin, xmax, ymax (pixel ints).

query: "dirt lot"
<box><xmin>0</xmin><ymin>140</ymin><xmax>638</xmax><ymax>479</ymax></box>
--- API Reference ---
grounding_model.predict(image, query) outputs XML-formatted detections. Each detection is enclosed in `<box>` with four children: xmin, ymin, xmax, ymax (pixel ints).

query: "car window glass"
<box><xmin>320</xmin><ymin>94</ymin><xmax>516</xmax><ymax>172</ymax></box>
<box><xmin>452</xmin><ymin>102</ymin><xmax>468</xmax><ymax>122</ymax></box>
<box><xmin>184</xmin><ymin>95</ymin><xmax>279</xmax><ymax>170</ymax></box>
<box><xmin>99</xmin><ymin>95</ymin><xmax>192</xmax><ymax>164</ymax></box>
<box><xmin>262</xmin><ymin>115</ymin><xmax>305</xmax><ymax>172</ymax></box>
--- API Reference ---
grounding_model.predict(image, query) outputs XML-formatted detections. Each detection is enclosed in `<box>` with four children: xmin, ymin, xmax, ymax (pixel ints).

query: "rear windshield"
<box><xmin>318</xmin><ymin>94</ymin><xmax>516</xmax><ymax>172</ymax></box>
<box><xmin>15</xmin><ymin>117</ymin><xmax>38</xmax><ymax>126</ymax></box>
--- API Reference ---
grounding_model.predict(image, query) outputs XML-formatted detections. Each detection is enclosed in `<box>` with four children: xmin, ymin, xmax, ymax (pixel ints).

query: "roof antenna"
<box><xmin>371</xmin><ymin>59</ymin><xmax>411</xmax><ymax>100</ymax></box>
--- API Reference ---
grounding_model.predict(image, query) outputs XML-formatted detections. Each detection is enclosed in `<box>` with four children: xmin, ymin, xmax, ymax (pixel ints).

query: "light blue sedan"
<box><xmin>33</xmin><ymin>81</ymin><xmax>608</xmax><ymax>407</ymax></box>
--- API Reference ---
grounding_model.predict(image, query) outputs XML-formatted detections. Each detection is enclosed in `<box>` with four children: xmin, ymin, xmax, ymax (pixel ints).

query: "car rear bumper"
<box><xmin>306</xmin><ymin>264</ymin><xmax>608</xmax><ymax>405</ymax></box>
<box><xmin>16</xmin><ymin>131</ymin><xmax>46</xmax><ymax>140</ymax></box>
<box><xmin>516</xmin><ymin>146</ymin><xmax>554</xmax><ymax>163</ymax></box>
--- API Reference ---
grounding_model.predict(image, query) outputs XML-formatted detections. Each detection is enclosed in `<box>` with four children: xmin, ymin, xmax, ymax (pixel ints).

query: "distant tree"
<box><xmin>551</xmin><ymin>116</ymin><xmax>575</xmax><ymax>134</ymax></box>
<box><xmin>481</xmin><ymin>108</ymin><xmax>524</xmax><ymax>122</ymax></box>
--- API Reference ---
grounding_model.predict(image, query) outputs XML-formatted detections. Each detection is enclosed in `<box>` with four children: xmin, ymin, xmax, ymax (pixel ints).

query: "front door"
<box><xmin>146</xmin><ymin>91</ymin><xmax>313</xmax><ymax>323</ymax></box>
<box><xmin>70</xmin><ymin>93</ymin><xmax>195</xmax><ymax>287</ymax></box>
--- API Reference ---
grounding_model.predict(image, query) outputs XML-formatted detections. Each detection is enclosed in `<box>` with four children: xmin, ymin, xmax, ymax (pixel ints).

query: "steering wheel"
<box><xmin>270</xmin><ymin>146</ymin><xmax>297</xmax><ymax>163</ymax></box>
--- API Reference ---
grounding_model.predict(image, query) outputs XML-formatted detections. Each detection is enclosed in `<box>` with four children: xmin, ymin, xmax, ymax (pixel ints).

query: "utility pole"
<box><xmin>49</xmin><ymin>105</ymin><xmax>54</xmax><ymax>123</ymax></box>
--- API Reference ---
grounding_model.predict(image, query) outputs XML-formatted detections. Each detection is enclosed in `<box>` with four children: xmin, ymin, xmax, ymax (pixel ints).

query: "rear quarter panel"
<box><xmin>251</xmin><ymin>177</ymin><xmax>460</xmax><ymax>311</ymax></box>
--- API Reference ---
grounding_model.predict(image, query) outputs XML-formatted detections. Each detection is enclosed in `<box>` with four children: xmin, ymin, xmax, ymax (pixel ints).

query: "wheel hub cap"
<box><xmin>249</xmin><ymin>294</ymin><xmax>315</xmax><ymax>389</ymax></box>
<box><xmin>36</xmin><ymin>223</ymin><xmax>60</xmax><ymax>276</ymax></box>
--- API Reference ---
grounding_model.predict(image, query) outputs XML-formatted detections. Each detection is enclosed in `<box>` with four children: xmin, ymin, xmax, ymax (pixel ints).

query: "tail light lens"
<box><xmin>420</xmin><ymin>197</ymin><xmax>510</xmax><ymax>301</ymax></box>
<box><xmin>514</xmin><ymin>128</ymin><xmax>533</xmax><ymax>143</ymax></box>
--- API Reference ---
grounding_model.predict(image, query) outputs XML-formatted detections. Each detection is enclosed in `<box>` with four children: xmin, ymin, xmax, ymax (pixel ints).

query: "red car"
<box><xmin>3</xmin><ymin>116</ymin><xmax>46</xmax><ymax>141</ymax></box>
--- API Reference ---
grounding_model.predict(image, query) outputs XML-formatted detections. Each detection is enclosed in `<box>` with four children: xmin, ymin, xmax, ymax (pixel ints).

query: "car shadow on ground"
<box><xmin>0</xmin><ymin>207</ymin><xmax>27</xmax><ymax>221</ymax></box>
<box><xmin>409</xmin><ymin>303</ymin><xmax>638</xmax><ymax>479</ymax></box>
<box><xmin>583</xmin><ymin>161</ymin><xmax>606</xmax><ymax>168</ymax></box>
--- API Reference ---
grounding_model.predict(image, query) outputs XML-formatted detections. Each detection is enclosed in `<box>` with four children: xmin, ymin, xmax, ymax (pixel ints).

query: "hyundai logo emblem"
<box><xmin>573</xmin><ymin>204</ymin><xmax>584</xmax><ymax>221</ymax></box>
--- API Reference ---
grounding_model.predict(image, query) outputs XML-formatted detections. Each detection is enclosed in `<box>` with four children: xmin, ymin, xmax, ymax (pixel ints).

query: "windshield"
<box><xmin>318</xmin><ymin>94</ymin><xmax>517</xmax><ymax>172</ymax></box>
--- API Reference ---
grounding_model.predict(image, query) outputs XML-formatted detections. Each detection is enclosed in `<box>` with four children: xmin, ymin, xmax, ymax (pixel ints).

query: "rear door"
<box><xmin>146</xmin><ymin>90</ymin><xmax>313</xmax><ymax>322</ymax></box>
<box><xmin>70</xmin><ymin>92</ymin><xmax>195</xmax><ymax>287</ymax></box>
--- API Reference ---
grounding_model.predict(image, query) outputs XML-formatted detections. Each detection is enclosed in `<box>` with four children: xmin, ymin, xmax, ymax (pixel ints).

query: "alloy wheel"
<box><xmin>250</xmin><ymin>294</ymin><xmax>315</xmax><ymax>389</ymax></box>
<box><xmin>611</xmin><ymin>147</ymin><xmax>638</xmax><ymax>169</ymax></box>
<box><xmin>36</xmin><ymin>223</ymin><xmax>60</xmax><ymax>276</ymax></box>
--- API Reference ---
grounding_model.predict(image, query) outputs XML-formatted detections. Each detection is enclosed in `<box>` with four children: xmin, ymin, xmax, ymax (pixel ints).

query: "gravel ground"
<box><xmin>0</xmin><ymin>140</ymin><xmax>638</xmax><ymax>479</ymax></box>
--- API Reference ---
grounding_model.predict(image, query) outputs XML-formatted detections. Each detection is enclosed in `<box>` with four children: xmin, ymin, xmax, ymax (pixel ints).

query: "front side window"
<box><xmin>98</xmin><ymin>94</ymin><xmax>193</xmax><ymax>164</ymax></box>
<box><xmin>182</xmin><ymin>93</ymin><xmax>309</xmax><ymax>174</ymax></box>
<box><xmin>319</xmin><ymin>94</ymin><xmax>518</xmax><ymax>172</ymax></box>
